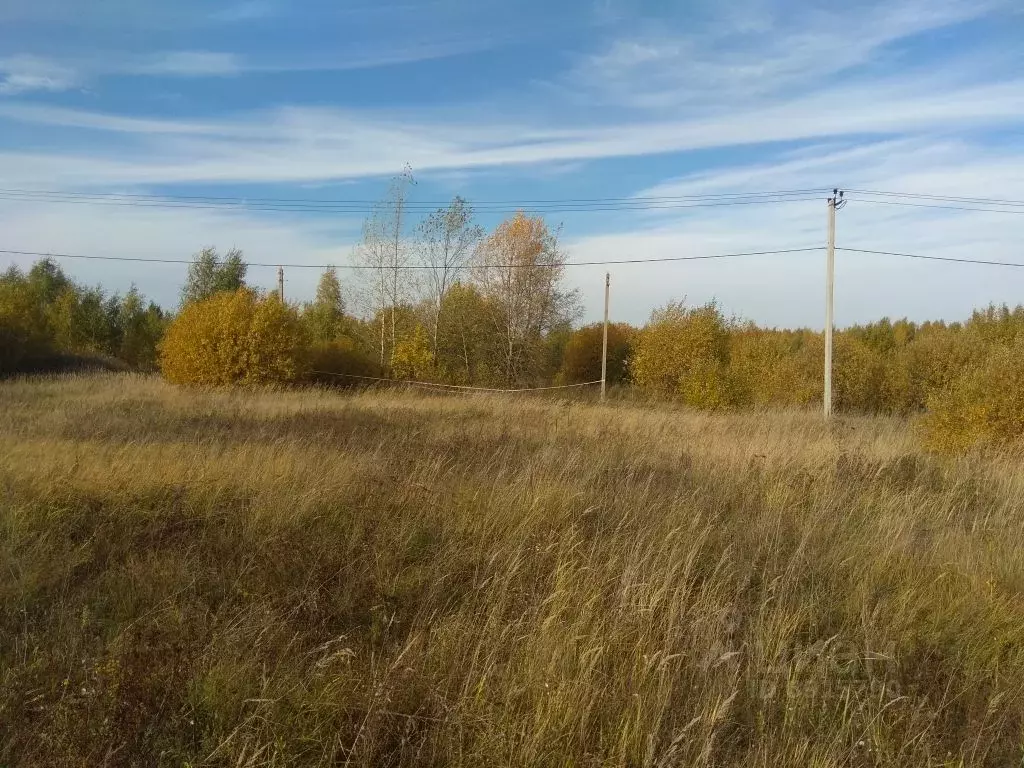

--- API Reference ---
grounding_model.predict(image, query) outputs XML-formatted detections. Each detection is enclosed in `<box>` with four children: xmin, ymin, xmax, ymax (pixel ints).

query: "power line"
<box><xmin>6</xmin><ymin>246</ymin><xmax>1022</xmax><ymax>270</ymax></box>
<box><xmin>0</xmin><ymin>190</ymin><xmax>825</xmax><ymax>215</ymax></box>
<box><xmin>26</xmin><ymin>189</ymin><xmax>1024</xmax><ymax>215</ymax></box>
<box><xmin>848</xmin><ymin>189</ymin><xmax>1024</xmax><ymax>208</ymax></box>
<box><xmin>0</xmin><ymin>246</ymin><xmax>825</xmax><ymax>270</ymax></box>
<box><xmin>0</xmin><ymin>186</ymin><xmax>827</xmax><ymax>208</ymax></box>
<box><xmin>5</xmin><ymin>185</ymin><xmax>1024</xmax><ymax>216</ymax></box>
<box><xmin>837</xmin><ymin>247</ymin><xmax>1024</xmax><ymax>268</ymax></box>
<box><xmin>849</xmin><ymin>198</ymin><xmax>1024</xmax><ymax>215</ymax></box>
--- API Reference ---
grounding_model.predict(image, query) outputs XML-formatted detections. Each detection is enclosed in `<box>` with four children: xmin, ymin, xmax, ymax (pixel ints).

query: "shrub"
<box><xmin>921</xmin><ymin>337</ymin><xmax>1024</xmax><ymax>453</ymax></box>
<box><xmin>965</xmin><ymin>304</ymin><xmax>1024</xmax><ymax>347</ymax></box>
<box><xmin>557</xmin><ymin>322</ymin><xmax>634</xmax><ymax>386</ymax></box>
<box><xmin>160</xmin><ymin>290</ymin><xmax>307</xmax><ymax>385</ymax></box>
<box><xmin>631</xmin><ymin>302</ymin><xmax>739</xmax><ymax>408</ymax></box>
<box><xmin>729</xmin><ymin>328</ymin><xmax>817</xmax><ymax>407</ymax></box>
<box><xmin>0</xmin><ymin>274</ymin><xmax>52</xmax><ymax>374</ymax></box>
<box><xmin>831</xmin><ymin>335</ymin><xmax>886</xmax><ymax>413</ymax></box>
<box><xmin>392</xmin><ymin>326</ymin><xmax>435</xmax><ymax>380</ymax></box>
<box><xmin>880</xmin><ymin>330</ymin><xmax>979</xmax><ymax>415</ymax></box>
<box><xmin>0</xmin><ymin>313</ymin><xmax>37</xmax><ymax>374</ymax></box>
<box><xmin>306</xmin><ymin>336</ymin><xmax>382</xmax><ymax>385</ymax></box>
<box><xmin>731</xmin><ymin>331</ymin><xmax>886</xmax><ymax>413</ymax></box>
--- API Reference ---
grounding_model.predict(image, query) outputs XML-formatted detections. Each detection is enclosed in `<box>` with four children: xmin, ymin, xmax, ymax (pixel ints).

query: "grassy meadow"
<box><xmin>2</xmin><ymin>374</ymin><xmax>1023</xmax><ymax>766</ymax></box>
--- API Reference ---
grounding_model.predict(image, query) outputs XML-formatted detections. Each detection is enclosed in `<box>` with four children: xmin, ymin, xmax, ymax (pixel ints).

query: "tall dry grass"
<box><xmin>1</xmin><ymin>374</ymin><xmax>1023</xmax><ymax>766</ymax></box>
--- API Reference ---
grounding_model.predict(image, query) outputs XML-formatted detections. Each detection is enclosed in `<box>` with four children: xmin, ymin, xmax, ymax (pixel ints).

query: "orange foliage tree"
<box><xmin>473</xmin><ymin>212</ymin><xmax>579</xmax><ymax>386</ymax></box>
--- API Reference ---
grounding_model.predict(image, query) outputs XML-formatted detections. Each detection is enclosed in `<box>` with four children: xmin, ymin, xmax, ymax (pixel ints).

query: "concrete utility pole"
<box><xmin>824</xmin><ymin>190</ymin><xmax>845</xmax><ymax>419</ymax></box>
<box><xmin>601</xmin><ymin>272</ymin><xmax>610</xmax><ymax>402</ymax></box>
<box><xmin>278</xmin><ymin>266</ymin><xmax>285</xmax><ymax>302</ymax></box>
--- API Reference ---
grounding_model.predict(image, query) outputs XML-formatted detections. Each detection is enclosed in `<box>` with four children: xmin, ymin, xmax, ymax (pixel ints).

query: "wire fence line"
<box><xmin>310</xmin><ymin>370</ymin><xmax>603</xmax><ymax>394</ymax></box>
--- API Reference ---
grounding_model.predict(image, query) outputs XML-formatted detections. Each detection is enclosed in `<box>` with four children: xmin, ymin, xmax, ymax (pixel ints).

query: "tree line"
<box><xmin>2</xmin><ymin>169</ymin><xmax>1023</xmax><ymax>452</ymax></box>
<box><xmin>161</xmin><ymin>205</ymin><xmax>580</xmax><ymax>389</ymax></box>
<box><xmin>624</xmin><ymin>302</ymin><xmax>1024</xmax><ymax>452</ymax></box>
<box><xmin>0</xmin><ymin>259</ymin><xmax>166</xmax><ymax>373</ymax></box>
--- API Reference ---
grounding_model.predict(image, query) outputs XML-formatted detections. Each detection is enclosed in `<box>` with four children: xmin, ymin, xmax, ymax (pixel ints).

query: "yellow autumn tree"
<box><xmin>391</xmin><ymin>325</ymin><xmax>435</xmax><ymax>380</ymax></box>
<box><xmin>921</xmin><ymin>336</ymin><xmax>1024</xmax><ymax>453</ymax></box>
<box><xmin>557</xmin><ymin>322</ymin><xmax>635</xmax><ymax>386</ymax></box>
<box><xmin>160</xmin><ymin>289</ymin><xmax>307</xmax><ymax>385</ymax></box>
<box><xmin>631</xmin><ymin>301</ymin><xmax>739</xmax><ymax>408</ymax></box>
<box><xmin>473</xmin><ymin>212</ymin><xmax>579</xmax><ymax>386</ymax></box>
<box><xmin>729</xmin><ymin>327</ymin><xmax>817</xmax><ymax>407</ymax></box>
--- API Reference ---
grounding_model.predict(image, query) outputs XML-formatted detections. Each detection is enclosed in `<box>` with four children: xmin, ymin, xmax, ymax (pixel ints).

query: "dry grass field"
<box><xmin>2</xmin><ymin>374</ymin><xmax>1023</xmax><ymax>767</ymax></box>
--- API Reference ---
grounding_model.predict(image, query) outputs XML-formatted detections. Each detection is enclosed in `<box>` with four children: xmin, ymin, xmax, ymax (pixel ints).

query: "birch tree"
<box><xmin>416</xmin><ymin>196</ymin><xmax>483</xmax><ymax>357</ymax></box>
<box><xmin>181</xmin><ymin>247</ymin><xmax>247</xmax><ymax>306</ymax></box>
<box><xmin>473</xmin><ymin>212</ymin><xmax>579</xmax><ymax>386</ymax></box>
<box><xmin>357</xmin><ymin>166</ymin><xmax>415</xmax><ymax>370</ymax></box>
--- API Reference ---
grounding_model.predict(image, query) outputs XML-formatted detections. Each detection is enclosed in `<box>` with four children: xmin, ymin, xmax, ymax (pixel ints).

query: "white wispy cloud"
<box><xmin>0</xmin><ymin>38</ymin><xmax>490</xmax><ymax>95</ymax></box>
<box><xmin>1</xmin><ymin>0</ymin><xmax>1022</xmax><ymax>325</ymax></box>
<box><xmin>562</xmin><ymin>0</ymin><xmax>1009</xmax><ymax>110</ymax></box>
<box><xmin>135</xmin><ymin>51</ymin><xmax>244</xmax><ymax>77</ymax></box>
<box><xmin>566</xmin><ymin>137</ymin><xmax>1024</xmax><ymax>328</ymax></box>
<box><xmin>212</xmin><ymin>1</ymin><xmax>276</xmax><ymax>23</ymax></box>
<box><xmin>0</xmin><ymin>55</ymin><xmax>80</xmax><ymax>95</ymax></box>
<box><xmin>0</xmin><ymin>0</ymin><xmax>272</xmax><ymax>27</ymax></box>
<box><xmin>635</xmin><ymin>139</ymin><xmax>1024</xmax><ymax>203</ymax></box>
<box><xmin>0</xmin><ymin>51</ymin><xmax>245</xmax><ymax>96</ymax></box>
<box><xmin>1</xmin><ymin>70</ymin><xmax>1021</xmax><ymax>187</ymax></box>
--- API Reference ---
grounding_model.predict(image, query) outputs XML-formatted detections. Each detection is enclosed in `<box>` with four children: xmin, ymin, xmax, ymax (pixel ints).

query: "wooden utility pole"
<box><xmin>824</xmin><ymin>190</ymin><xmax>844</xmax><ymax>419</ymax></box>
<box><xmin>601</xmin><ymin>272</ymin><xmax>610</xmax><ymax>402</ymax></box>
<box><xmin>277</xmin><ymin>266</ymin><xmax>285</xmax><ymax>302</ymax></box>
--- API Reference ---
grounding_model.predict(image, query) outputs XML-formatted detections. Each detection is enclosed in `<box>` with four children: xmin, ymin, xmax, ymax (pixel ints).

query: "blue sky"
<box><xmin>1</xmin><ymin>0</ymin><xmax>1023</xmax><ymax>326</ymax></box>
